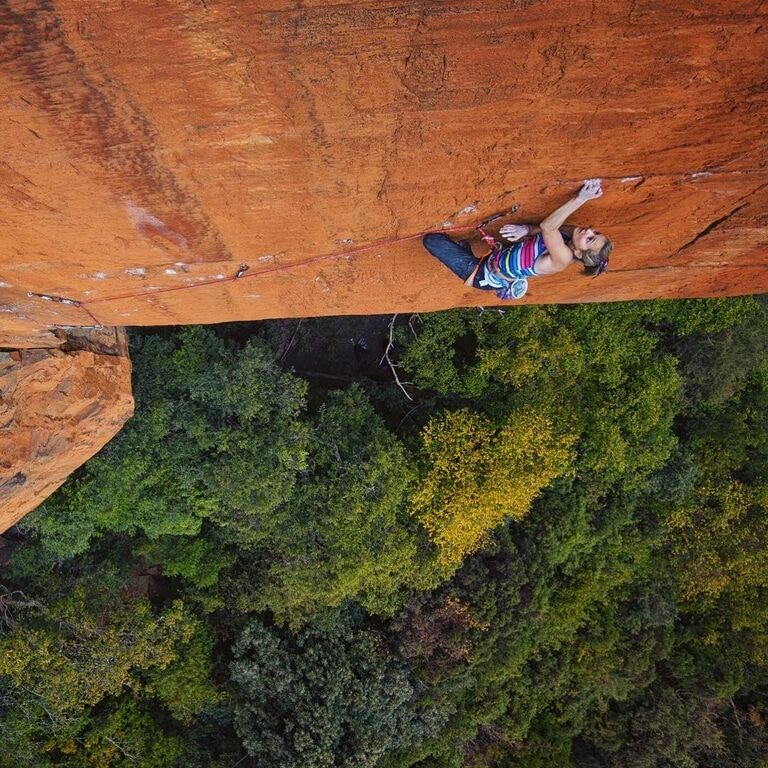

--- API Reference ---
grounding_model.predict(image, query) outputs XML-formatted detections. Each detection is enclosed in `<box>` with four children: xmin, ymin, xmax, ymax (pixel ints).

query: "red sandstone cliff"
<box><xmin>0</xmin><ymin>0</ymin><xmax>766</xmax><ymax>350</ymax></box>
<box><xmin>1</xmin><ymin>1</ymin><xmax>767</xmax><ymax>528</ymax></box>
<box><xmin>0</xmin><ymin>328</ymin><xmax>133</xmax><ymax>534</ymax></box>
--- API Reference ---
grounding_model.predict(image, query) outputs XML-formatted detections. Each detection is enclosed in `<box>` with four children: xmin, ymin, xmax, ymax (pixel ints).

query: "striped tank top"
<box><xmin>480</xmin><ymin>230</ymin><xmax>571</xmax><ymax>288</ymax></box>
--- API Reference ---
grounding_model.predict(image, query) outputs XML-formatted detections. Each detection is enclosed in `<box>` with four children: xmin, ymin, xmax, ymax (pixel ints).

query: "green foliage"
<box><xmin>409</xmin><ymin>408</ymin><xmax>574</xmax><ymax>569</ymax></box>
<box><xmin>644</xmin><ymin>295</ymin><xmax>760</xmax><ymax>336</ymax></box>
<box><xmin>29</xmin><ymin>326</ymin><xmax>309</xmax><ymax>557</ymax></box>
<box><xmin>230</xmin><ymin>612</ymin><xmax>446</xmax><ymax>767</ymax></box>
<box><xmin>59</xmin><ymin>699</ymin><xmax>184</xmax><ymax>768</ymax></box>
<box><xmin>138</xmin><ymin>533</ymin><xmax>236</xmax><ymax>592</ymax></box>
<box><xmin>399</xmin><ymin>303</ymin><xmax>682</xmax><ymax>492</ymax></box>
<box><xmin>144</xmin><ymin>623</ymin><xmax>221</xmax><ymax>723</ymax></box>
<box><xmin>245</xmin><ymin>386</ymin><xmax>427</xmax><ymax>626</ymax></box>
<box><xmin>672</xmin><ymin>298</ymin><xmax>768</xmax><ymax>410</ymax></box>
<box><xmin>5</xmin><ymin>295</ymin><xmax>768</xmax><ymax>767</ymax></box>
<box><xmin>387</xmin><ymin>482</ymin><xmax>666</xmax><ymax>766</ymax></box>
<box><xmin>580</xmin><ymin>684</ymin><xmax>727</xmax><ymax>768</ymax></box>
<box><xmin>665</xmin><ymin>481</ymin><xmax>768</xmax><ymax>620</ymax></box>
<box><xmin>0</xmin><ymin>583</ymin><xmax>212</xmax><ymax>762</ymax></box>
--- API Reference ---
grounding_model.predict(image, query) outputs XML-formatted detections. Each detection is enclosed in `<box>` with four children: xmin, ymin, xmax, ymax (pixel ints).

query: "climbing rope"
<box><xmin>27</xmin><ymin>206</ymin><xmax>520</xmax><ymax>328</ymax></box>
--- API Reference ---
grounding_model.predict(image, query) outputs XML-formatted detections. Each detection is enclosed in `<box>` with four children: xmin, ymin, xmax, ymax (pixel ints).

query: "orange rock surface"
<box><xmin>0</xmin><ymin>1</ymin><xmax>766</xmax><ymax>350</ymax></box>
<box><xmin>0</xmin><ymin>329</ymin><xmax>133</xmax><ymax>534</ymax></box>
<box><xmin>0</xmin><ymin>1</ymin><xmax>767</xmax><ymax>528</ymax></box>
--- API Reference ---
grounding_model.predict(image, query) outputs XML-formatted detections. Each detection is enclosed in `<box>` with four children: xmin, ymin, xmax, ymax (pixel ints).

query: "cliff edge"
<box><xmin>0</xmin><ymin>1</ymin><xmax>766</xmax><ymax>350</ymax></box>
<box><xmin>0</xmin><ymin>328</ymin><xmax>133</xmax><ymax>534</ymax></box>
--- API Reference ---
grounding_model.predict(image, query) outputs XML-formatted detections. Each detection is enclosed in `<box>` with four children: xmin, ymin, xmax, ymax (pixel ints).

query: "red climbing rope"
<box><xmin>29</xmin><ymin>207</ymin><xmax>520</xmax><ymax>327</ymax></box>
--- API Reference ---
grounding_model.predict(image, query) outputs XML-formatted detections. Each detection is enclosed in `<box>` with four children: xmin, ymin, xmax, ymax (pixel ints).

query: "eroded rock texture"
<box><xmin>0</xmin><ymin>1</ymin><xmax>766</xmax><ymax>349</ymax></box>
<box><xmin>0</xmin><ymin>328</ymin><xmax>133</xmax><ymax>534</ymax></box>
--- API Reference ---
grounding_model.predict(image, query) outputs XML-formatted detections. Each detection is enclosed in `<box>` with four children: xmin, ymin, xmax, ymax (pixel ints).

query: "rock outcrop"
<box><xmin>0</xmin><ymin>328</ymin><xmax>133</xmax><ymax>534</ymax></box>
<box><xmin>0</xmin><ymin>1</ymin><xmax>766</xmax><ymax>350</ymax></box>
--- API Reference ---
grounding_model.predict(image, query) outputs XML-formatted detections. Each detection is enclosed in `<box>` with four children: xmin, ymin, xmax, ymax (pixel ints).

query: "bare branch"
<box><xmin>397</xmin><ymin>404</ymin><xmax>424</xmax><ymax>430</ymax></box>
<box><xmin>730</xmin><ymin>697</ymin><xmax>744</xmax><ymax>745</ymax></box>
<box><xmin>104</xmin><ymin>735</ymin><xmax>138</xmax><ymax>762</ymax></box>
<box><xmin>0</xmin><ymin>585</ymin><xmax>40</xmax><ymax>632</ymax></box>
<box><xmin>278</xmin><ymin>319</ymin><xmax>303</xmax><ymax>362</ymax></box>
<box><xmin>381</xmin><ymin>315</ymin><xmax>413</xmax><ymax>401</ymax></box>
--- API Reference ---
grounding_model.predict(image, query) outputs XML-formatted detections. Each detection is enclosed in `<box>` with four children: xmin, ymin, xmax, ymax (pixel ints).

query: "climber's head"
<box><xmin>572</xmin><ymin>227</ymin><xmax>611</xmax><ymax>276</ymax></box>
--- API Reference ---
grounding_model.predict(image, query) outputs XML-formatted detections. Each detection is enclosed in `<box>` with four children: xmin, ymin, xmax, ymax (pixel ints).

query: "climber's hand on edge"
<box><xmin>577</xmin><ymin>178</ymin><xmax>603</xmax><ymax>201</ymax></box>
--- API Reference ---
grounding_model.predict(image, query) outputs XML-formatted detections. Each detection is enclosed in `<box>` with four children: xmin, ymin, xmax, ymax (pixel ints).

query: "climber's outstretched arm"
<box><xmin>540</xmin><ymin>180</ymin><xmax>602</xmax><ymax>230</ymax></box>
<box><xmin>538</xmin><ymin>179</ymin><xmax>603</xmax><ymax>269</ymax></box>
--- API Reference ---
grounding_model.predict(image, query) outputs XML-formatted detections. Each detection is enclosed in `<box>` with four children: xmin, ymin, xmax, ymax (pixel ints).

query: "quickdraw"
<box><xmin>474</xmin><ymin>204</ymin><xmax>520</xmax><ymax>254</ymax></box>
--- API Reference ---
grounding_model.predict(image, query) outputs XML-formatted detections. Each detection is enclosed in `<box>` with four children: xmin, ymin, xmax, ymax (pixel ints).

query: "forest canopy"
<box><xmin>1</xmin><ymin>295</ymin><xmax>767</xmax><ymax>767</ymax></box>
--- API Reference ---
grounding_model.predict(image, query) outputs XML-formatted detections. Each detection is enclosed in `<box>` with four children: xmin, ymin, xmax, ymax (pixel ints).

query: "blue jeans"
<box><xmin>422</xmin><ymin>233</ymin><xmax>492</xmax><ymax>290</ymax></box>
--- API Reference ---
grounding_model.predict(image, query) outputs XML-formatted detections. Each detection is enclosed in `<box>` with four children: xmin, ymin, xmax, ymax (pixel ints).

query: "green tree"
<box><xmin>0</xmin><ymin>584</ymin><xmax>214</xmax><ymax>763</ymax></box>
<box><xmin>244</xmin><ymin>386</ymin><xmax>427</xmax><ymax>626</ymax></box>
<box><xmin>29</xmin><ymin>326</ymin><xmax>309</xmax><ymax>557</ymax></box>
<box><xmin>399</xmin><ymin>303</ymin><xmax>682</xmax><ymax>493</ymax></box>
<box><xmin>6</xmin><ymin>296</ymin><xmax>768</xmax><ymax>767</ymax></box>
<box><xmin>409</xmin><ymin>408</ymin><xmax>574</xmax><ymax>570</ymax></box>
<box><xmin>59</xmin><ymin>699</ymin><xmax>184</xmax><ymax>768</ymax></box>
<box><xmin>230</xmin><ymin>612</ymin><xmax>446</xmax><ymax>767</ymax></box>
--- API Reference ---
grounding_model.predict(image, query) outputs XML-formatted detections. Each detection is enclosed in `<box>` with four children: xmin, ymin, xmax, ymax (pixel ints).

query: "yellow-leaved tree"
<box><xmin>409</xmin><ymin>408</ymin><xmax>575</xmax><ymax>571</ymax></box>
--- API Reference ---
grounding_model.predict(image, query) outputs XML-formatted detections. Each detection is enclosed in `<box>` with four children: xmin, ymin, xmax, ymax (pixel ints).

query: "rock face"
<box><xmin>0</xmin><ymin>2</ymin><xmax>766</xmax><ymax>528</ymax></box>
<box><xmin>0</xmin><ymin>328</ymin><xmax>133</xmax><ymax>534</ymax></box>
<box><xmin>0</xmin><ymin>1</ymin><xmax>766</xmax><ymax>350</ymax></box>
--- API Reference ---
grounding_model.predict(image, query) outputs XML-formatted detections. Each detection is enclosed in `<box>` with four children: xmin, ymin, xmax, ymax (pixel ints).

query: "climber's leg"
<box><xmin>422</xmin><ymin>233</ymin><xmax>479</xmax><ymax>281</ymax></box>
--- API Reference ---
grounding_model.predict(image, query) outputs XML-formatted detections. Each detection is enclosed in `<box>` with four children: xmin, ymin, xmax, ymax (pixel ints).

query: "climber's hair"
<box><xmin>581</xmin><ymin>238</ymin><xmax>612</xmax><ymax>277</ymax></box>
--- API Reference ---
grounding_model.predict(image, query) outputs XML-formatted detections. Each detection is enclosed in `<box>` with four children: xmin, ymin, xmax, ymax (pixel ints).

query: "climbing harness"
<box><xmin>472</xmin><ymin>206</ymin><xmax>529</xmax><ymax>300</ymax></box>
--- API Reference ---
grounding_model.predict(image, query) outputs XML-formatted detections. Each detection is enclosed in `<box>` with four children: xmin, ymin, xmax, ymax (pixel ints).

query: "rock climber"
<box><xmin>422</xmin><ymin>178</ymin><xmax>612</xmax><ymax>300</ymax></box>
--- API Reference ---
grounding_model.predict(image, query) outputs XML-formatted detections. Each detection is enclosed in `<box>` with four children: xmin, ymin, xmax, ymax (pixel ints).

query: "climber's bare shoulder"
<box><xmin>535</xmin><ymin>229</ymin><xmax>575</xmax><ymax>275</ymax></box>
<box><xmin>532</xmin><ymin>253</ymin><xmax>573</xmax><ymax>276</ymax></box>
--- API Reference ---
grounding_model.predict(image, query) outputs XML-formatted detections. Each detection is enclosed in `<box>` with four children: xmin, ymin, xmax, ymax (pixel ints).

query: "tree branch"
<box><xmin>381</xmin><ymin>315</ymin><xmax>413</xmax><ymax>401</ymax></box>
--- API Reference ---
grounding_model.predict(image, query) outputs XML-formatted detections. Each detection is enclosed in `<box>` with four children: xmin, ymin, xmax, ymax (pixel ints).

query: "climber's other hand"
<box><xmin>499</xmin><ymin>224</ymin><xmax>530</xmax><ymax>242</ymax></box>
